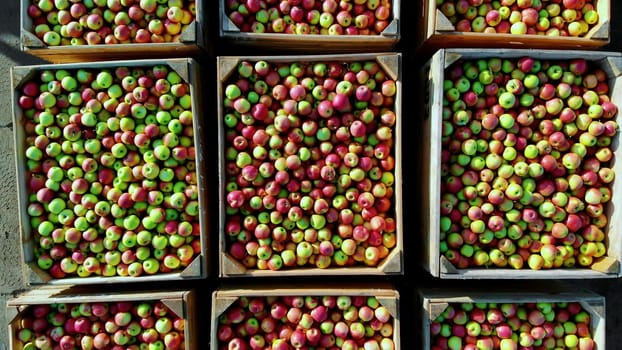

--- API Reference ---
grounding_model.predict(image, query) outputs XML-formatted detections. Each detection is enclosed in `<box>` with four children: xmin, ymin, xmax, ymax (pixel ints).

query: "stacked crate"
<box><xmin>214</xmin><ymin>1</ymin><xmax>404</xmax><ymax>349</ymax></box>
<box><xmin>417</xmin><ymin>1</ymin><xmax>617</xmax><ymax>349</ymax></box>
<box><xmin>9</xmin><ymin>1</ymin><xmax>208</xmax><ymax>349</ymax></box>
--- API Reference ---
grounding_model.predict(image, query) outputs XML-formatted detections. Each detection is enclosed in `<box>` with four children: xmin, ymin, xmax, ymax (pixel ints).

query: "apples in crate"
<box><xmin>421</xmin><ymin>49</ymin><xmax>622</xmax><ymax>279</ymax></box>
<box><xmin>219</xmin><ymin>1</ymin><xmax>400</xmax><ymax>52</ymax></box>
<box><xmin>13</xmin><ymin>59</ymin><xmax>207</xmax><ymax>283</ymax></box>
<box><xmin>439</xmin><ymin>55</ymin><xmax>618</xmax><ymax>271</ymax></box>
<box><xmin>223</xmin><ymin>0</ymin><xmax>394</xmax><ymax>35</ymax></box>
<box><xmin>8</xmin><ymin>288</ymin><xmax>197</xmax><ymax>350</ymax></box>
<box><xmin>422</xmin><ymin>291</ymin><xmax>605</xmax><ymax>350</ymax></box>
<box><xmin>436</xmin><ymin>0</ymin><xmax>602</xmax><ymax>36</ymax></box>
<box><xmin>21</xmin><ymin>0</ymin><xmax>206</xmax><ymax>62</ymax></box>
<box><xmin>218</xmin><ymin>54</ymin><xmax>403</xmax><ymax>276</ymax></box>
<box><xmin>417</xmin><ymin>1</ymin><xmax>610</xmax><ymax>52</ymax></box>
<box><xmin>212</xmin><ymin>286</ymin><xmax>400</xmax><ymax>350</ymax></box>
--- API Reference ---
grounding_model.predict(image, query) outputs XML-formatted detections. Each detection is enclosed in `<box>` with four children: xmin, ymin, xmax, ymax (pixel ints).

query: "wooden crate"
<box><xmin>219</xmin><ymin>0</ymin><xmax>400</xmax><ymax>53</ymax></box>
<box><xmin>20</xmin><ymin>0</ymin><xmax>207</xmax><ymax>63</ymax></box>
<box><xmin>217</xmin><ymin>53</ymin><xmax>403</xmax><ymax>277</ymax></box>
<box><xmin>212</xmin><ymin>285</ymin><xmax>400</xmax><ymax>350</ymax></box>
<box><xmin>421</xmin><ymin>291</ymin><xmax>606</xmax><ymax>350</ymax></box>
<box><xmin>421</xmin><ymin>48</ymin><xmax>622</xmax><ymax>279</ymax></box>
<box><xmin>417</xmin><ymin>0</ymin><xmax>610</xmax><ymax>54</ymax></box>
<box><xmin>12</xmin><ymin>58</ymin><xmax>209</xmax><ymax>284</ymax></box>
<box><xmin>7</xmin><ymin>286</ymin><xmax>198</xmax><ymax>350</ymax></box>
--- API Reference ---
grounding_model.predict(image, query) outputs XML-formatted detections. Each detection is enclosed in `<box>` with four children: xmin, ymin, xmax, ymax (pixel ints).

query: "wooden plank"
<box><xmin>7</xmin><ymin>286</ymin><xmax>68</xmax><ymax>305</ymax></box>
<box><xmin>422</xmin><ymin>48</ymin><xmax>622</xmax><ymax>279</ymax></box>
<box><xmin>12</xmin><ymin>58</ymin><xmax>208</xmax><ymax>285</ymax></box>
<box><xmin>8</xmin><ymin>307</ymin><xmax>21</xmax><ymax>350</ymax></box>
<box><xmin>221</xmin><ymin>265</ymin><xmax>405</xmax><ymax>277</ymax></box>
<box><xmin>188</xmin><ymin>58</ymin><xmax>211</xmax><ymax>279</ymax></box>
<box><xmin>219</xmin><ymin>28</ymin><xmax>400</xmax><ymax>54</ymax></box>
<box><xmin>24</xmin><ymin>44</ymin><xmax>202</xmax><ymax>63</ymax></box>
<box><xmin>605</xmin><ymin>57</ymin><xmax>622</xmax><ymax>274</ymax></box>
<box><xmin>218</xmin><ymin>54</ymin><xmax>404</xmax><ymax>277</ymax></box>
<box><xmin>421</xmin><ymin>0</ymin><xmax>437</xmax><ymax>48</ymax></box>
<box><xmin>441</xmin><ymin>268</ymin><xmax>617</xmax><ymax>280</ymax></box>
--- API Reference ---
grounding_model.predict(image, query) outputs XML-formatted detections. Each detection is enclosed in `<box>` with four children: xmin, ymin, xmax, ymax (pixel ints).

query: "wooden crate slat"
<box><xmin>8</xmin><ymin>288</ymin><xmax>197</xmax><ymax>350</ymax></box>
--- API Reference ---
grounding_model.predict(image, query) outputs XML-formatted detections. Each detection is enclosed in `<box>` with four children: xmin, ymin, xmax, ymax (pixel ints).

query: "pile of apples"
<box><xmin>437</xmin><ymin>0</ymin><xmax>600</xmax><ymax>37</ymax></box>
<box><xmin>14</xmin><ymin>300</ymin><xmax>185</xmax><ymax>350</ymax></box>
<box><xmin>439</xmin><ymin>56</ymin><xmax>618</xmax><ymax>270</ymax></box>
<box><xmin>429</xmin><ymin>301</ymin><xmax>596</xmax><ymax>350</ymax></box>
<box><xmin>26</xmin><ymin>0</ymin><xmax>196</xmax><ymax>46</ymax></box>
<box><xmin>217</xmin><ymin>294</ymin><xmax>395</xmax><ymax>350</ymax></box>
<box><xmin>19</xmin><ymin>63</ymin><xmax>201</xmax><ymax>278</ymax></box>
<box><xmin>222</xmin><ymin>58</ymin><xmax>398</xmax><ymax>271</ymax></box>
<box><xmin>224</xmin><ymin>0</ymin><xmax>393</xmax><ymax>35</ymax></box>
